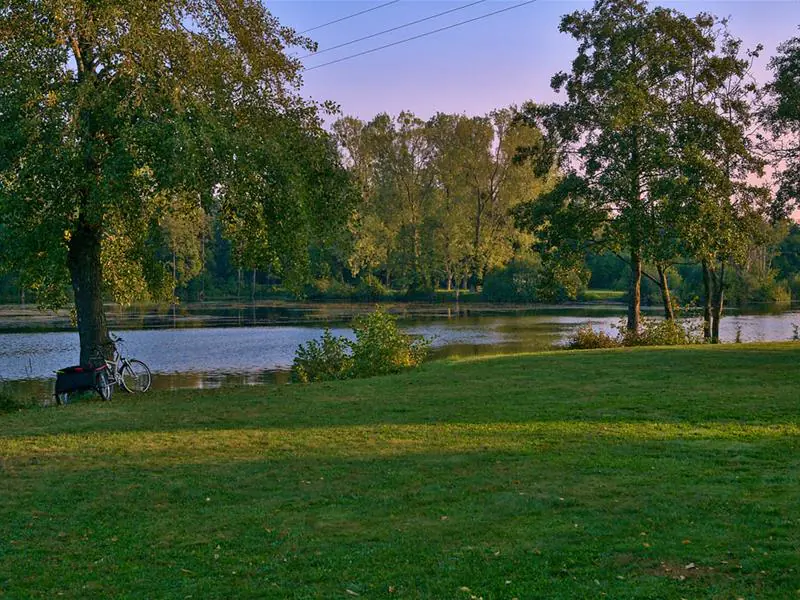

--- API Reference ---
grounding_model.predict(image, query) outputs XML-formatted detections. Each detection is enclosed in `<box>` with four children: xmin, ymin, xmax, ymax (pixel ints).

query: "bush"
<box><xmin>727</xmin><ymin>268</ymin><xmax>792</xmax><ymax>305</ymax></box>
<box><xmin>292</xmin><ymin>329</ymin><xmax>353</xmax><ymax>383</ymax></box>
<box><xmin>789</xmin><ymin>274</ymin><xmax>800</xmax><ymax>302</ymax></box>
<box><xmin>620</xmin><ymin>318</ymin><xmax>702</xmax><ymax>347</ymax></box>
<box><xmin>353</xmin><ymin>275</ymin><xmax>391</xmax><ymax>301</ymax></box>
<box><xmin>291</xmin><ymin>309</ymin><xmax>430</xmax><ymax>383</ymax></box>
<box><xmin>350</xmin><ymin>309</ymin><xmax>429</xmax><ymax>378</ymax></box>
<box><xmin>567</xmin><ymin>318</ymin><xmax>701</xmax><ymax>350</ymax></box>
<box><xmin>0</xmin><ymin>386</ymin><xmax>27</xmax><ymax>414</ymax></box>
<box><xmin>304</xmin><ymin>278</ymin><xmax>355</xmax><ymax>300</ymax></box>
<box><xmin>567</xmin><ymin>324</ymin><xmax>621</xmax><ymax>349</ymax></box>
<box><xmin>401</xmin><ymin>284</ymin><xmax>436</xmax><ymax>301</ymax></box>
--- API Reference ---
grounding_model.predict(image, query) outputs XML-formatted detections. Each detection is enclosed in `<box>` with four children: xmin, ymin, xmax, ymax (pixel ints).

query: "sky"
<box><xmin>267</xmin><ymin>0</ymin><xmax>800</xmax><ymax>121</ymax></box>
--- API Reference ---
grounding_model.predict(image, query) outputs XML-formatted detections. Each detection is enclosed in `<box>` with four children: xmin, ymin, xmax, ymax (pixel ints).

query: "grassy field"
<box><xmin>2</xmin><ymin>344</ymin><xmax>799</xmax><ymax>599</ymax></box>
<box><xmin>581</xmin><ymin>289</ymin><xmax>626</xmax><ymax>302</ymax></box>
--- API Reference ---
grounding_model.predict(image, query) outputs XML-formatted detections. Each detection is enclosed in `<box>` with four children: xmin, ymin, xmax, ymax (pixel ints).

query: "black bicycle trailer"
<box><xmin>55</xmin><ymin>363</ymin><xmax>112</xmax><ymax>404</ymax></box>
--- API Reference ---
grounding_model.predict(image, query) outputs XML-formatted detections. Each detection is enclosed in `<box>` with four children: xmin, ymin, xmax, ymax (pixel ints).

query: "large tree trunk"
<box><xmin>627</xmin><ymin>248</ymin><xmax>642</xmax><ymax>331</ymax></box>
<box><xmin>656</xmin><ymin>264</ymin><xmax>675</xmax><ymax>321</ymax></box>
<box><xmin>702</xmin><ymin>260</ymin><xmax>712</xmax><ymax>341</ymax></box>
<box><xmin>68</xmin><ymin>223</ymin><xmax>110</xmax><ymax>365</ymax></box>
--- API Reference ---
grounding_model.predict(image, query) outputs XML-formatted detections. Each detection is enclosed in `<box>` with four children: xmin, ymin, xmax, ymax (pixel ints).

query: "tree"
<box><xmin>662</xmin><ymin>22</ymin><xmax>768</xmax><ymax>341</ymax></box>
<box><xmin>456</xmin><ymin>109</ymin><xmax>546</xmax><ymax>289</ymax></box>
<box><xmin>515</xmin><ymin>0</ymin><xmax>767</xmax><ymax>332</ymax></box>
<box><xmin>0</xmin><ymin>1</ymin><xmax>354</xmax><ymax>363</ymax></box>
<box><xmin>764</xmin><ymin>32</ymin><xmax>800</xmax><ymax>219</ymax></box>
<box><xmin>516</xmin><ymin>0</ymin><xmax>686</xmax><ymax>330</ymax></box>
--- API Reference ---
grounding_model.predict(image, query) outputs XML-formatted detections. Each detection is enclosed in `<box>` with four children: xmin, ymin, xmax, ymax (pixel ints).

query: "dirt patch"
<box><xmin>646</xmin><ymin>560</ymin><xmax>715</xmax><ymax>581</ymax></box>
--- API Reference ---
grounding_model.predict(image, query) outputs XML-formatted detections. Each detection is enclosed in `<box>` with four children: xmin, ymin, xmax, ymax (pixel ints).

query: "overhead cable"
<box><xmin>304</xmin><ymin>0</ymin><xmax>539</xmax><ymax>72</ymax></box>
<box><xmin>300</xmin><ymin>0</ymin><xmax>401</xmax><ymax>34</ymax></box>
<box><xmin>300</xmin><ymin>0</ymin><xmax>487</xmax><ymax>59</ymax></box>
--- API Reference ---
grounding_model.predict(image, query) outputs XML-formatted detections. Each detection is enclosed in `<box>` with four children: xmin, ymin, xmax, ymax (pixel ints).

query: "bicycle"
<box><xmin>90</xmin><ymin>334</ymin><xmax>152</xmax><ymax>395</ymax></box>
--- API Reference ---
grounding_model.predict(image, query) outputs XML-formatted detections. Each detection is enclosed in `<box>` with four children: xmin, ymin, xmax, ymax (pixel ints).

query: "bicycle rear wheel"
<box><xmin>120</xmin><ymin>359</ymin><xmax>152</xmax><ymax>393</ymax></box>
<box><xmin>96</xmin><ymin>370</ymin><xmax>114</xmax><ymax>401</ymax></box>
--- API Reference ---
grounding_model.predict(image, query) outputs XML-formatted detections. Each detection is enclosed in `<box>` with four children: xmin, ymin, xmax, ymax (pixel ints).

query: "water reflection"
<box><xmin>2</xmin><ymin>301</ymin><xmax>799</xmax><ymax>403</ymax></box>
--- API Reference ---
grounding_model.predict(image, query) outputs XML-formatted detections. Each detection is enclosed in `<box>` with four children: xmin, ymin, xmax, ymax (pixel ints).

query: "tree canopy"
<box><xmin>765</xmin><ymin>32</ymin><xmax>800</xmax><ymax>218</ymax></box>
<box><xmin>0</xmin><ymin>0</ymin><xmax>354</xmax><ymax>361</ymax></box>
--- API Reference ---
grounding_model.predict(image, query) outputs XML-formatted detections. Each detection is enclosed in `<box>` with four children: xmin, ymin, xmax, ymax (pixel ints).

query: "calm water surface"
<box><xmin>2</xmin><ymin>301</ymin><xmax>798</xmax><ymax>400</ymax></box>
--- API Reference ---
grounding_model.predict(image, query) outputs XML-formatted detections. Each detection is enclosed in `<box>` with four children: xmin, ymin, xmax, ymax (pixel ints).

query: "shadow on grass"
<box><xmin>2</xmin><ymin>438</ymin><xmax>798</xmax><ymax>599</ymax></box>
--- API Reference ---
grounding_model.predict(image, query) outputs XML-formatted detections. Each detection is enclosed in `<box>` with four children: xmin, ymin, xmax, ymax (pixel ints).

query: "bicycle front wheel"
<box><xmin>120</xmin><ymin>359</ymin><xmax>152</xmax><ymax>393</ymax></box>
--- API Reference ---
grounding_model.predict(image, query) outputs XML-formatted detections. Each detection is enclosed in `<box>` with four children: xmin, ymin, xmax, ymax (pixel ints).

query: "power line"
<box><xmin>300</xmin><ymin>0</ymin><xmax>401</xmax><ymax>34</ymax></box>
<box><xmin>304</xmin><ymin>0</ymin><xmax>539</xmax><ymax>72</ymax></box>
<box><xmin>300</xmin><ymin>0</ymin><xmax>488</xmax><ymax>59</ymax></box>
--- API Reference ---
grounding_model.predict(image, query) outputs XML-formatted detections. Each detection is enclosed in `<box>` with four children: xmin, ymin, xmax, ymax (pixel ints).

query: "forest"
<box><xmin>3</xmin><ymin>102</ymin><xmax>798</xmax><ymax>308</ymax></box>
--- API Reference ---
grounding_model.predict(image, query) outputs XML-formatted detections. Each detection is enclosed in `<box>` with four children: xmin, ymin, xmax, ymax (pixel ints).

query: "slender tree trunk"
<box><xmin>200</xmin><ymin>236</ymin><xmax>206</xmax><ymax>301</ymax></box>
<box><xmin>412</xmin><ymin>226</ymin><xmax>421</xmax><ymax>289</ymax></box>
<box><xmin>710</xmin><ymin>263</ymin><xmax>725</xmax><ymax>344</ymax></box>
<box><xmin>68</xmin><ymin>223</ymin><xmax>110</xmax><ymax>365</ymax></box>
<box><xmin>627</xmin><ymin>248</ymin><xmax>642</xmax><ymax>331</ymax></box>
<box><xmin>472</xmin><ymin>202</ymin><xmax>483</xmax><ymax>291</ymax></box>
<box><xmin>702</xmin><ymin>260</ymin><xmax>712</xmax><ymax>341</ymax></box>
<box><xmin>656</xmin><ymin>264</ymin><xmax>675</xmax><ymax>321</ymax></box>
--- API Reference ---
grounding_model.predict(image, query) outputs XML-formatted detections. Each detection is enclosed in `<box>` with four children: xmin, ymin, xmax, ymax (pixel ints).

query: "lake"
<box><xmin>1</xmin><ymin>301</ymin><xmax>799</xmax><ymax>400</ymax></box>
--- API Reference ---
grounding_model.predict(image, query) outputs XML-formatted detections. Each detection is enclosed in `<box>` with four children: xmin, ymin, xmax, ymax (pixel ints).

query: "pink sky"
<box><xmin>269</xmin><ymin>1</ymin><xmax>799</xmax><ymax>217</ymax></box>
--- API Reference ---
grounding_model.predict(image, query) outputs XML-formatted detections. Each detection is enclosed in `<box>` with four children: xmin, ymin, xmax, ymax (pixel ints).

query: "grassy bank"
<box><xmin>2</xmin><ymin>344</ymin><xmax>800</xmax><ymax>598</ymax></box>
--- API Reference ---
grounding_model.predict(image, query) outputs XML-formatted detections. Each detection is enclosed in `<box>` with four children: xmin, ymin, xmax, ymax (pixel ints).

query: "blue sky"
<box><xmin>267</xmin><ymin>0</ymin><xmax>800</xmax><ymax>120</ymax></box>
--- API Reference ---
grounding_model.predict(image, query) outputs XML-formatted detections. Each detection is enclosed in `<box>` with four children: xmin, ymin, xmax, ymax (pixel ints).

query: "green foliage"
<box><xmin>0</xmin><ymin>380</ymin><xmax>35</xmax><ymax>413</ymax></box>
<box><xmin>619</xmin><ymin>318</ymin><xmax>702</xmax><ymax>347</ymax></box>
<box><xmin>353</xmin><ymin>274</ymin><xmax>391</xmax><ymax>301</ymax></box>
<box><xmin>566</xmin><ymin>324</ymin><xmax>621</xmax><ymax>349</ymax></box>
<box><xmin>292</xmin><ymin>329</ymin><xmax>353</xmax><ymax>384</ymax></box>
<box><xmin>333</xmin><ymin>108</ymin><xmax>549</xmax><ymax>293</ymax></box>
<box><xmin>787</xmin><ymin>274</ymin><xmax>800</xmax><ymax>302</ymax></box>
<box><xmin>292</xmin><ymin>309</ymin><xmax>429</xmax><ymax>383</ymax></box>
<box><xmin>765</xmin><ymin>35</ymin><xmax>800</xmax><ymax>218</ymax></box>
<box><xmin>349</xmin><ymin>309</ymin><xmax>429</xmax><ymax>378</ymax></box>
<box><xmin>0</xmin><ymin>389</ymin><xmax>24</xmax><ymax>414</ymax></box>
<box><xmin>727</xmin><ymin>269</ymin><xmax>792</xmax><ymax>305</ymax></box>
<box><xmin>515</xmin><ymin>2</ymin><xmax>768</xmax><ymax>332</ymax></box>
<box><xmin>482</xmin><ymin>258</ymin><xmax>541</xmax><ymax>302</ymax></box>
<box><xmin>568</xmin><ymin>317</ymin><xmax>701</xmax><ymax>350</ymax></box>
<box><xmin>304</xmin><ymin>278</ymin><xmax>357</xmax><ymax>300</ymax></box>
<box><xmin>0</xmin><ymin>0</ymin><xmax>355</xmax><ymax>361</ymax></box>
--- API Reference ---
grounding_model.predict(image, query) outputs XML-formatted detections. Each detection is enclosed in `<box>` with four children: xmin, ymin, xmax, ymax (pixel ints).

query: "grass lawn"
<box><xmin>2</xmin><ymin>343</ymin><xmax>800</xmax><ymax>599</ymax></box>
<box><xmin>581</xmin><ymin>289</ymin><xmax>626</xmax><ymax>302</ymax></box>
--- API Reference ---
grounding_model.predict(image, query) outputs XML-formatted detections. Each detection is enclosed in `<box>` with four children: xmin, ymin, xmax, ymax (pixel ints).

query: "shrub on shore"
<box><xmin>567</xmin><ymin>318</ymin><xmax>701</xmax><ymax>350</ymax></box>
<box><xmin>292</xmin><ymin>309</ymin><xmax>429</xmax><ymax>383</ymax></box>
